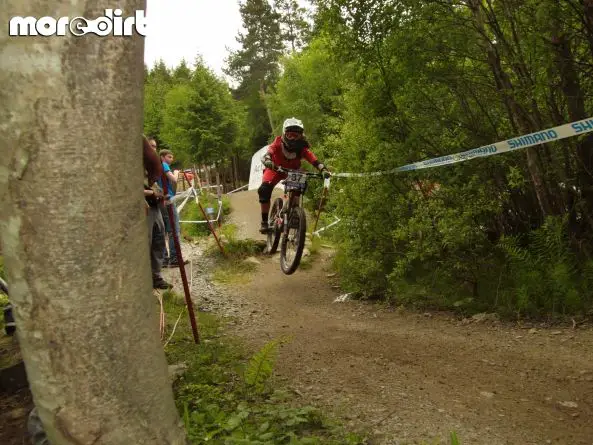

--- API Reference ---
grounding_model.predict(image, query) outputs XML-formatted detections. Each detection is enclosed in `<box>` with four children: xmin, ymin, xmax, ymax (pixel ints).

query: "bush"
<box><xmin>497</xmin><ymin>215</ymin><xmax>593</xmax><ymax>317</ymax></box>
<box><xmin>179</xmin><ymin>191</ymin><xmax>231</xmax><ymax>240</ymax></box>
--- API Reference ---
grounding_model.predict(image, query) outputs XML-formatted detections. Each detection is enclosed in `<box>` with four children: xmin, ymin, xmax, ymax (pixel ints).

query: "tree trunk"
<box><xmin>259</xmin><ymin>80</ymin><xmax>275</xmax><ymax>133</ymax></box>
<box><xmin>468</xmin><ymin>0</ymin><xmax>557</xmax><ymax>218</ymax></box>
<box><xmin>232</xmin><ymin>155</ymin><xmax>239</xmax><ymax>189</ymax></box>
<box><xmin>551</xmin><ymin>31</ymin><xmax>593</xmax><ymax>227</ymax></box>
<box><xmin>221</xmin><ymin>165</ymin><xmax>227</xmax><ymax>193</ymax></box>
<box><xmin>204</xmin><ymin>164</ymin><xmax>211</xmax><ymax>186</ymax></box>
<box><xmin>582</xmin><ymin>0</ymin><xmax>593</xmax><ymax>60</ymax></box>
<box><xmin>215</xmin><ymin>164</ymin><xmax>222</xmax><ymax>194</ymax></box>
<box><xmin>0</xmin><ymin>2</ymin><xmax>187</xmax><ymax>444</ymax></box>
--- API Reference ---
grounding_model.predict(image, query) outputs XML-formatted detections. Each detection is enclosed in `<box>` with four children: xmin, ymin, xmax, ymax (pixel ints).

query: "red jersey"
<box><xmin>266</xmin><ymin>136</ymin><xmax>318</xmax><ymax>169</ymax></box>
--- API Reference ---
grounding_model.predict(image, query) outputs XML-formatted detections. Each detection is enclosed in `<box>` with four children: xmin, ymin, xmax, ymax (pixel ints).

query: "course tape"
<box><xmin>333</xmin><ymin>117</ymin><xmax>593</xmax><ymax>178</ymax></box>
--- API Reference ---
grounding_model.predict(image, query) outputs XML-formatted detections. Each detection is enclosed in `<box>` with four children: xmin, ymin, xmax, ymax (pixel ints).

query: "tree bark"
<box><xmin>0</xmin><ymin>2</ymin><xmax>187</xmax><ymax>444</ymax></box>
<box><xmin>468</xmin><ymin>0</ymin><xmax>557</xmax><ymax>218</ymax></box>
<box><xmin>259</xmin><ymin>80</ymin><xmax>275</xmax><ymax>133</ymax></box>
<box><xmin>232</xmin><ymin>155</ymin><xmax>239</xmax><ymax>189</ymax></box>
<box><xmin>583</xmin><ymin>0</ymin><xmax>593</xmax><ymax>60</ymax></box>
<box><xmin>551</xmin><ymin>30</ymin><xmax>593</xmax><ymax>223</ymax></box>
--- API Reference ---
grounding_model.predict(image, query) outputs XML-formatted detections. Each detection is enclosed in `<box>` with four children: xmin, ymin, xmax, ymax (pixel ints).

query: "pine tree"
<box><xmin>144</xmin><ymin>60</ymin><xmax>172</xmax><ymax>139</ymax></box>
<box><xmin>275</xmin><ymin>0</ymin><xmax>311</xmax><ymax>52</ymax></box>
<box><xmin>171</xmin><ymin>58</ymin><xmax>192</xmax><ymax>84</ymax></box>
<box><xmin>224</xmin><ymin>0</ymin><xmax>284</xmax><ymax>147</ymax></box>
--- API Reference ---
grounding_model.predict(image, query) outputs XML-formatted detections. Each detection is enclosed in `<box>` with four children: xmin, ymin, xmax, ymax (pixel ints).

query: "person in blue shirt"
<box><xmin>157</xmin><ymin>149</ymin><xmax>185</xmax><ymax>267</ymax></box>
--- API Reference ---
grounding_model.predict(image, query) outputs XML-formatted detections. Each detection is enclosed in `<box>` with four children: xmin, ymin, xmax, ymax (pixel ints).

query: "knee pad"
<box><xmin>258</xmin><ymin>182</ymin><xmax>274</xmax><ymax>203</ymax></box>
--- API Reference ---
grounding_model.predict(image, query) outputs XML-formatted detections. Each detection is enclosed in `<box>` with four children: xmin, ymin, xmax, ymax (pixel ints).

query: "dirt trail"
<box><xmin>212</xmin><ymin>190</ymin><xmax>593</xmax><ymax>445</ymax></box>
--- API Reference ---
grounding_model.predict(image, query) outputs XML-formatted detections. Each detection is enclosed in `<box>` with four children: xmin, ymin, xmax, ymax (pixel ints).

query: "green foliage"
<box><xmin>308</xmin><ymin>235</ymin><xmax>322</xmax><ymax>255</ymax></box>
<box><xmin>179</xmin><ymin>192</ymin><xmax>231</xmax><ymax>240</ymax></box>
<box><xmin>164</xmin><ymin>298</ymin><xmax>366</xmax><ymax>444</ymax></box>
<box><xmin>243</xmin><ymin>338</ymin><xmax>284</xmax><ymax>393</ymax></box>
<box><xmin>207</xmin><ymin>221</ymin><xmax>267</xmax><ymax>284</ymax></box>
<box><xmin>221</xmin><ymin>238</ymin><xmax>265</xmax><ymax>259</ymax></box>
<box><xmin>498</xmin><ymin>216</ymin><xmax>591</xmax><ymax>316</ymax></box>
<box><xmin>160</xmin><ymin>84</ymin><xmax>195</xmax><ymax>165</ymax></box>
<box><xmin>144</xmin><ymin>60</ymin><xmax>172</xmax><ymax>138</ymax></box>
<box><xmin>270</xmin><ymin>36</ymin><xmax>344</xmax><ymax>152</ymax></box>
<box><xmin>152</xmin><ymin>0</ymin><xmax>593</xmax><ymax>318</ymax></box>
<box><xmin>450</xmin><ymin>431</ymin><xmax>461</xmax><ymax>445</ymax></box>
<box><xmin>212</xmin><ymin>261</ymin><xmax>258</xmax><ymax>285</ymax></box>
<box><xmin>144</xmin><ymin>58</ymin><xmax>249</xmax><ymax>169</ymax></box>
<box><xmin>0</xmin><ymin>336</ymin><xmax>21</xmax><ymax>369</ymax></box>
<box><xmin>275</xmin><ymin>0</ymin><xmax>312</xmax><ymax>52</ymax></box>
<box><xmin>262</xmin><ymin>0</ymin><xmax>593</xmax><ymax>318</ymax></box>
<box><xmin>225</xmin><ymin>0</ymin><xmax>285</xmax><ymax>148</ymax></box>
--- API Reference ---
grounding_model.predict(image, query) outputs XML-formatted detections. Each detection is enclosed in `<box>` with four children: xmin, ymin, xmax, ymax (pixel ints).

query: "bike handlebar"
<box><xmin>274</xmin><ymin>166</ymin><xmax>326</xmax><ymax>178</ymax></box>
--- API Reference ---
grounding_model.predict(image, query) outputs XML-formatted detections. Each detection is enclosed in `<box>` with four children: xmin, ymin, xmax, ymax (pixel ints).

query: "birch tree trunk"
<box><xmin>0</xmin><ymin>1</ymin><xmax>187</xmax><ymax>444</ymax></box>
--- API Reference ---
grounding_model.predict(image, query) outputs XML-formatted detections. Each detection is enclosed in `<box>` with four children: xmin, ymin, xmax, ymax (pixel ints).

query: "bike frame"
<box><xmin>275</xmin><ymin>167</ymin><xmax>321</xmax><ymax>234</ymax></box>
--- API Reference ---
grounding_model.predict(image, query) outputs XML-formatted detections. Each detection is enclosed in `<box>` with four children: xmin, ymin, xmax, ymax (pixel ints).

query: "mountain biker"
<box><xmin>258</xmin><ymin>117</ymin><xmax>331</xmax><ymax>233</ymax></box>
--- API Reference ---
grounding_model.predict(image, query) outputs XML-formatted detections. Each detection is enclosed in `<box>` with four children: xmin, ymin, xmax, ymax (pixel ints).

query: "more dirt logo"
<box><xmin>9</xmin><ymin>9</ymin><xmax>147</xmax><ymax>37</ymax></box>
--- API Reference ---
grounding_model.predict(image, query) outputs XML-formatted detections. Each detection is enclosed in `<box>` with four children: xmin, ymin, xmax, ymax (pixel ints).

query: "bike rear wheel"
<box><xmin>266</xmin><ymin>198</ymin><xmax>283</xmax><ymax>254</ymax></box>
<box><xmin>280</xmin><ymin>207</ymin><xmax>307</xmax><ymax>275</ymax></box>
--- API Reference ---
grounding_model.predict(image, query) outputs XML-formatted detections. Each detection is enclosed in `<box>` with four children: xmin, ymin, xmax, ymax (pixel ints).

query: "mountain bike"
<box><xmin>266</xmin><ymin>166</ymin><xmax>324</xmax><ymax>275</ymax></box>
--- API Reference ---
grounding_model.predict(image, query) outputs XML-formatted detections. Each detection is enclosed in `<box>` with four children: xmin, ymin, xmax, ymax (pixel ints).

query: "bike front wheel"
<box><xmin>280</xmin><ymin>207</ymin><xmax>307</xmax><ymax>275</ymax></box>
<box><xmin>267</xmin><ymin>198</ymin><xmax>283</xmax><ymax>254</ymax></box>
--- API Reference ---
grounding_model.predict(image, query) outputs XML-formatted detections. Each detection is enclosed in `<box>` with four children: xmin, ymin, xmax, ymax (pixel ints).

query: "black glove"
<box><xmin>262</xmin><ymin>153</ymin><xmax>275</xmax><ymax>170</ymax></box>
<box><xmin>318</xmin><ymin>163</ymin><xmax>331</xmax><ymax>179</ymax></box>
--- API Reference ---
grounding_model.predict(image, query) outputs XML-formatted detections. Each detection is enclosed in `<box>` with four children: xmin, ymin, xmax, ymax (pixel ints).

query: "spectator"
<box><xmin>148</xmin><ymin>137</ymin><xmax>158</xmax><ymax>152</ymax></box>
<box><xmin>142</xmin><ymin>136</ymin><xmax>171</xmax><ymax>289</ymax></box>
<box><xmin>157</xmin><ymin>149</ymin><xmax>186</xmax><ymax>268</ymax></box>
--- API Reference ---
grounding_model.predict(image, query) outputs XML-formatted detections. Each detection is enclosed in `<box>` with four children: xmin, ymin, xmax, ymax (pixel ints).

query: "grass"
<box><xmin>297</xmin><ymin>234</ymin><xmax>326</xmax><ymax>270</ymax></box>
<box><xmin>208</xmin><ymin>224</ymin><xmax>267</xmax><ymax>285</ymax></box>
<box><xmin>162</xmin><ymin>293</ymin><xmax>368</xmax><ymax>445</ymax></box>
<box><xmin>309</xmin><ymin>211</ymin><xmax>341</xmax><ymax>243</ymax></box>
<box><xmin>162</xmin><ymin>292</ymin><xmax>463</xmax><ymax>445</ymax></box>
<box><xmin>180</xmin><ymin>192</ymin><xmax>231</xmax><ymax>240</ymax></box>
<box><xmin>212</xmin><ymin>261</ymin><xmax>258</xmax><ymax>285</ymax></box>
<box><xmin>0</xmin><ymin>255</ymin><xmax>20</xmax><ymax>370</ymax></box>
<box><xmin>0</xmin><ymin>335</ymin><xmax>21</xmax><ymax>369</ymax></box>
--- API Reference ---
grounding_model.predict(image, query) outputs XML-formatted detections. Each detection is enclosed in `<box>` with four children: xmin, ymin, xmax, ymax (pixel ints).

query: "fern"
<box><xmin>498</xmin><ymin>235</ymin><xmax>530</xmax><ymax>264</ymax></box>
<box><xmin>244</xmin><ymin>338</ymin><xmax>286</xmax><ymax>393</ymax></box>
<box><xmin>530</xmin><ymin>215</ymin><xmax>574</xmax><ymax>269</ymax></box>
<box><xmin>497</xmin><ymin>215</ymin><xmax>588</xmax><ymax>314</ymax></box>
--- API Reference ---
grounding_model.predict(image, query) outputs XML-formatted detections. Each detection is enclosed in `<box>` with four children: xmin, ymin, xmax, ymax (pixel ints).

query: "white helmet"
<box><xmin>282</xmin><ymin>117</ymin><xmax>304</xmax><ymax>133</ymax></box>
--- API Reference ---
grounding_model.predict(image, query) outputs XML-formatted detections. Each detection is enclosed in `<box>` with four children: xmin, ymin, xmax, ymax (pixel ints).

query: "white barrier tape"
<box><xmin>312</xmin><ymin>217</ymin><xmax>341</xmax><ymax>237</ymax></box>
<box><xmin>175</xmin><ymin>188</ymin><xmax>198</xmax><ymax>214</ymax></box>
<box><xmin>198</xmin><ymin>195</ymin><xmax>223</xmax><ymax>223</ymax></box>
<box><xmin>180</xmin><ymin>220</ymin><xmax>220</xmax><ymax>224</ymax></box>
<box><xmin>226</xmin><ymin>184</ymin><xmax>248</xmax><ymax>194</ymax></box>
<box><xmin>179</xmin><ymin>197</ymin><xmax>223</xmax><ymax>225</ymax></box>
<box><xmin>333</xmin><ymin>117</ymin><xmax>593</xmax><ymax>177</ymax></box>
<box><xmin>177</xmin><ymin>186</ymin><xmax>223</xmax><ymax>224</ymax></box>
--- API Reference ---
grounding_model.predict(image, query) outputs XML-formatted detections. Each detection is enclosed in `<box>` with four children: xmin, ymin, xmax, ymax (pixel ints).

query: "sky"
<box><xmin>143</xmin><ymin>0</ymin><xmax>244</xmax><ymax>80</ymax></box>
